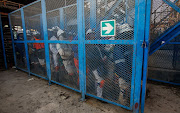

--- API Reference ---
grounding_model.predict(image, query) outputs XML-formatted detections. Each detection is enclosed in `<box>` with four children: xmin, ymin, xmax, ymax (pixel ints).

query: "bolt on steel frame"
<box><xmin>8</xmin><ymin>0</ymin><xmax>151</xmax><ymax>113</ymax></box>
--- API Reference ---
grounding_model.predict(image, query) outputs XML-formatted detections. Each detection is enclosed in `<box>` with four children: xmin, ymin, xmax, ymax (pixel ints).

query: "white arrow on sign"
<box><xmin>102</xmin><ymin>23</ymin><xmax>113</xmax><ymax>34</ymax></box>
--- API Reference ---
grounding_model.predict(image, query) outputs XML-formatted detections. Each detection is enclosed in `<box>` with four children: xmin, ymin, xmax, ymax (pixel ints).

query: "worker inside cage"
<box><xmin>48</xmin><ymin>26</ymin><xmax>78</xmax><ymax>88</ymax></box>
<box><xmin>29</xmin><ymin>31</ymin><xmax>46</xmax><ymax>75</ymax></box>
<box><xmin>86</xmin><ymin>29</ymin><xmax>108</xmax><ymax>98</ymax></box>
<box><xmin>15</xmin><ymin>30</ymin><xmax>26</xmax><ymax>67</ymax></box>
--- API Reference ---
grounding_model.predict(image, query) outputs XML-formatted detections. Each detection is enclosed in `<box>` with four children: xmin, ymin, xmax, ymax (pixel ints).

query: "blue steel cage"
<box><xmin>8</xmin><ymin>0</ymin><xmax>151</xmax><ymax>113</ymax></box>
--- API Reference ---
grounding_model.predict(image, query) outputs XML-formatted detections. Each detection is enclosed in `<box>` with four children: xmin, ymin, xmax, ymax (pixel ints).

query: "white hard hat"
<box><xmin>17</xmin><ymin>29</ymin><xmax>23</xmax><ymax>34</ymax></box>
<box><xmin>86</xmin><ymin>29</ymin><xmax>93</xmax><ymax>35</ymax></box>
<box><xmin>57</xmin><ymin>29</ymin><xmax>64</xmax><ymax>37</ymax></box>
<box><xmin>48</xmin><ymin>26</ymin><xmax>60</xmax><ymax>31</ymax></box>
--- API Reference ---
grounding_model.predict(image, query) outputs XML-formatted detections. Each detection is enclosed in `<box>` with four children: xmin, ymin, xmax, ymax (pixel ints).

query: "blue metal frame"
<box><xmin>59</xmin><ymin>8</ymin><xmax>64</xmax><ymax>30</ymax></box>
<box><xmin>77</xmin><ymin>0</ymin><xmax>85</xmax><ymax>100</ymax></box>
<box><xmin>8</xmin><ymin>0</ymin><xmax>151</xmax><ymax>112</ymax></box>
<box><xmin>141</xmin><ymin>0</ymin><xmax>151</xmax><ymax>112</ymax></box>
<box><xmin>0</xmin><ymin>14</ymin><xmax>7</xmax><ymax>69</ymax></box>
<box><xmin>41</xmin><ymin>0</ymin><xmax>51</xmax><ymax>84</ymax></box>
<box><xmin>51</xmin><ymin>80</ymin><xmax>81</xmax><ymax>93</ymax></box>
<box><xmin>21</xmin><ymin>9</ymin><xmax>30</xmax><ymax>75</ymax></box>
<box><xmin>133</xmin><ymin>0</ymin><xmax>147</xmax><ymax>112</ymax></box>
<box><xmin>149</xmin><ymin>22</ymin><xmax>180</xmax><ymax>56</ymax></box>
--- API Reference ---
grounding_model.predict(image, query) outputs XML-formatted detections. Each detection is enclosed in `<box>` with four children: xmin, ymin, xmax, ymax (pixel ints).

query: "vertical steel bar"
<box><xmin>21</xmin><ymin>8</ymin><xmax>30</xmax><ymax>75</ymax></box>
<box><xmin>59</xmin><ymin>8</ymin><xmax>64</xmax><ymax>30</ymax></box>
<box><xmin>133</xmin><ymin>0</ymin><xmax>146</xmax><ymax>112</ymax></box>
<box><xmin>141</xmin><ymin>0</ymin><xmax>151</xmax><ymax>112</ymax></box>
<box><xmin>8</xmin><ymin>14</ymin><xmax>17</xmax><ymax>67</ymax></box>
<box><xmin>90</xmin><ymin>0</ymin><xmax>96</xmax><ymax>29</ymax></box>
<box><xmin>41</xmin><ymin>0</ymin><xmax>51</xmax><ymax>83</ymax></box>
<box><xmin>77</xmin><ymin>0</ymin><xmax>85</xmax><ymax>100</ymax></box>
<box><xmin>0</xmin><ymin>14</ymin><xmax>7</xmax><ymax>69</ymax></box>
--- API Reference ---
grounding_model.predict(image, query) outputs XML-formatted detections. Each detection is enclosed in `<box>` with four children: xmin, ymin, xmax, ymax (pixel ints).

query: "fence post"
<box><xmin>59</xmin><ymin>8</ymin><xmax>64</xmax><ymax>30</ymax></box>
<box><xmin>21</xmin><ymin>8</ymin><xmax>30</xmax><ymax>75</ymax></box>
<box><xmin>133</xmin><ymin>0</ymin><xmax>147</xmax><ymax>112</ymax></box>
<box><xmin>41</xmin><ymin>0</ymin><xmax>51</xmax><ymax>84</ymax></box>
<box><xmin>141</xmin><ymin>0</ymin><xmax>151</xmax><ymax>112</ymax></box>
<box><xmin>77</xmin><ymin>0</ymin><xmax>85</xmax><ymax>100</ymax></box>
<box><xmin>0</xmin><ymin>14</ymin><xmax>7</xmax><ymax>69</ymax></box>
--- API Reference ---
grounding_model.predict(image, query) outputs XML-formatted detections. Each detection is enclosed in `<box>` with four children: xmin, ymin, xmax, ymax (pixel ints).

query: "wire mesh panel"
<box><xmin>49</xmin><ymin>43</ymin><xmax>79</xmax><ymax>90</ymax></box>
<box><xmin>84</xmin><ymin>0</ymin><xmax>136</xmax><ymax>109</ymax></box>
<box><xmin>28</xmin><ymin>43</ymin><xmax>46</xmax><ymax>77</ymax></box>
<box><xmin>10</xmin><ymin>11</ymin><xmax>24</xmax><ymax>41</ymax></box>
<box><xmin>86</xmin><ymin>44</ymin><xmax>133</xmax><ymax>107</ymax></box>
<box><xmin>23</xmin><ymin>1</ymin><xmax>43</xmax><ymax>40</ymax></box>
<box><xmin>14</xmin><ymin>43</ymin><xmax>27</xmax><ymax>70</ymax></box>
<box><xmin>148</xmin><ymin>44</ymin><xmax>180</xmax><ymax>83</ymax></box>
<box><xmin>46</xmin><ymin>0</ymin><xmax>77</xmax><ymax>40</ymax></box>
<box><xmin>84</xmin><ymin>0</ymin><xmax>135</xmax><ymax>40</ymax></box>
<box><xmin>46</xmin><ymin>0</ymin><xmax>79</xmax><ymax>90</ymax></box>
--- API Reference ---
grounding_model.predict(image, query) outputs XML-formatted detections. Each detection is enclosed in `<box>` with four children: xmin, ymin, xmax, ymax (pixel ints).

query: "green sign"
<box><xmin>101</xmin><ymin>20</ymin><xmax>116</xmax><ymax>37</ymax></box>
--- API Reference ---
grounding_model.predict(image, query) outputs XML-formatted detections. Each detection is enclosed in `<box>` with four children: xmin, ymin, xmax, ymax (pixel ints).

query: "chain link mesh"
<box><xmin>46</xmin><ymin>0</ymin><xmax>79</xmax><ymax>89</ymax></box>
<box><xmin>86</xmin><ymin>44</ymin><xmax>133</xmax><ymax>107</ymax></box>
<box><xmin>49</xmin><ymin>43</ymin><xmax>79</xmax><ymax>89</ymax></box>
<box><xmin>9</xmin><ymin>0</ymin><xmax>138</xmax><ymax>108</ymax></box>
<box><xmin>84</xmin><ymin>0</ymin><xmax>135</xmax><ymax>40</ymax></box>
<box><xmin>28</xmin><ymin>43</ymin><xmax>46</xmax><ymax>77</ymax></box>
<box><xmin>84</xmin><ymin>0</ymin><xmax>135</xmax><ymax>107</ymax></box>
<box><xmin>14</xmin><ymin>43</ymin><xmax>27</xmax><ymax>70</ymax></box>
<box><xmin>23</xmin><ymin>1</ymin><xmax>43</xmax><ymax>40</ymax></box>
<box><xmin>10</xmin><ymin>11</ymin><xmax>23</xmax><ymax>40</ymax></box>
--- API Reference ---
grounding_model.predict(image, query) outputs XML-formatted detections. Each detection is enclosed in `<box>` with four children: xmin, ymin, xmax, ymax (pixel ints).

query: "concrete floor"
<box><xmin>0</xmin><ymin>69</ymin><xmax>179</xmax><ymax>113</ymax></box>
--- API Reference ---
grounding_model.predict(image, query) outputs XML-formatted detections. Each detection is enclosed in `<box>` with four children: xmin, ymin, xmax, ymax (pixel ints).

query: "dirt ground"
<box><xmin>0</xmin><ymin>69</ymin><xmax>179</xmax><ymax>113</ymax></box>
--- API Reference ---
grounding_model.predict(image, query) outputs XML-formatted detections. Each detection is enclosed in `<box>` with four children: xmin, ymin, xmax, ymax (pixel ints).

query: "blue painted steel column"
<box><xmin>133</xmin><ymin>0</ymin><xmax>147</xmax><ymax>112</ymax></box>
<box><xmin>77</xmin><ymin>0</ymin><xmax>85</xmax><ymax>100</ymax></box>
<box><xmin>141</xmin><ymin>0</ymin><xmax>151</xmax><ymax>112</ymax></box>
<box><xmin>0</xmin><ymin>14</ymin><xmax>7</xmax><ymax>69</ymax></box>
<box><xmin>8</xmin><ymin>14</ymin><xmax>17</xmax><ymax>67</ymax></box>
<box><xmin>41</xmin><ymin>0</ymin><xmax>51</xmax><ymax>84</ymax></box>
<box><xmin>59</xmin><ymin>8</ymin><xmax>64</xmax><ymax>30</ymax></box>
<box><xmin>21</xmin><ymin>8</ymin><xmax>30</xmax><ymax>75</ymax></box>
<box><xmin>90</xmin><ymin>0</ymin><xmax>96</xmax><ymax>29</ymax></box>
